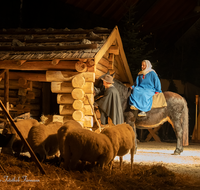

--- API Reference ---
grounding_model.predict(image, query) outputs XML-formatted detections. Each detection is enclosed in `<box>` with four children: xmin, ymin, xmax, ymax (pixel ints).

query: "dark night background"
<box><xmin>1</xmin><ymin>0</ymin><xmax>200</xmax><ymax>141</ymax></box>
<box><xmin>1</xmin><ymin>0</ymin><xmax>200</xmax><ymax>87</ymax></box>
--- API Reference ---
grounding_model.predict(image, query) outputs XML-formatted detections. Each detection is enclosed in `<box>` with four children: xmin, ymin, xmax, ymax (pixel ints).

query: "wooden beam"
<box><xmin>0</xmin><ymin>28</ymin><xmax>111</xmax><ymax>35</ymax></box>
<box><xmin>0</xmin><ymin>44</ymin><xmax>97</xmax><ymax>51</ymax></box>
<box><xmin>75</xmin><ymin>61</ymin><xmax>87</xmax><ymax>72</ymax></box>
<box><xmin>17</xmin><ymin>60</ymin><xmax>26</xmax><ymax>66</ymax></box>
<box><xmin>0</xmin><ymin>60</ymin><xmax>79</xmax><ymax>70</ymax></box>
<box><xmin>0</xmin><ymin>36</ymin><xmax>104</xmax><ymax>43</ymax></box>
<box><xmin>46</xmin><ymin>71</ymin><xmax>95</xmax><ymax>82</ymax></box>
<box><xmin>98</xmin><ymin>57</ymin><xmax>110</xmax><ymax>67</ymax></box>
<box><xmin>95</xmin><ymin>69</ymin><xmax>106</xmax><ymax>79</ymax></box>
<box><xmin>4</xmin><ymin>70</ymin><xmax>9</xmax><ymax>112</ymax></box>
<box><xmin>94</xmin><ymin>27</ymin><xmax>117</xmax><ymax>65</ymax></box>
<box><xmin>96</xmin><ymin>62</ymin><xmax>108</xmax><ymax>73</ymax></box>
<box><xmin>0</xmin><ymin>80</ymin><xmax>39</xmax><ymax>90</ymax></box>
<box><xmin>0</xmin><ymin>69</ymin><xmax>6</xmax><ymax>77</ymax></box>
<box><xmin>108</xmin><ymin>45</ymin><xmax>119</xmax><ymax>55</ymax></box>
<box><xmin>86</xmin><ymin>59</ymin><xmax>95</xmax><ymax>66</ymax></box>
<box><xmin>114</xmin><ymin>26</ymin><xmax>134</xmax><ymax>85</ymax></box>
<box><xmin>5</xmin><ymin>71</ymin><xmax>46</xmax><ymax>82</ymax></box>
<box><xmin>51</xmin><ymin>59</ymin><xmax>60</xmax><ymax>65</ymax></box>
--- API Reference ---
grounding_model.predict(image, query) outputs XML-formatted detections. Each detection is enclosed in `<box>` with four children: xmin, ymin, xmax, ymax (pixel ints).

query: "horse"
<box><xmin>94</xmin><ymin>74</ymin><xmax>189</xmax><ymax>155</ymax></box>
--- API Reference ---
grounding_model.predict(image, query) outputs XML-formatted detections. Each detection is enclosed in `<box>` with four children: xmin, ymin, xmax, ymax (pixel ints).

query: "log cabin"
<box><xmin>0</xmin><ymin>26</ymin><xmax>133</xmax><ymax>128</ymax></box>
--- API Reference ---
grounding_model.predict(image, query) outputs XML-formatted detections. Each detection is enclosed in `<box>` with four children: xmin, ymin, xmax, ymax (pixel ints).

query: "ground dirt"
<box><xmin>115</xmin><ymin>141</ymin><xmax>200</xmax><ymax>178</ymax></box>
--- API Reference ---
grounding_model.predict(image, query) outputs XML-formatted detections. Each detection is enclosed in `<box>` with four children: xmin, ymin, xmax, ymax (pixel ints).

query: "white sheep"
<box><xmin>63</xmin><ymin>128</ymin><xmax>114</xmax><ymax>170</ymax></box>
<box><xmin>57</xmin><ymin>120</ymin><xmax>82</xmax><ymax>162</ymax></box>
<box><xmin>1</xmin><ymin>118</ymin><xmax>40</xmax><ymax>156</ymax></box>
<box><xmin>27</xmin><ymin>121</ymin><xmax>63</xmax><ymax>162</ymax></box>
<box><xmin>101</xmin><ymin>121</ymin><xmax>136</xmax><ymax>170</ymax></box>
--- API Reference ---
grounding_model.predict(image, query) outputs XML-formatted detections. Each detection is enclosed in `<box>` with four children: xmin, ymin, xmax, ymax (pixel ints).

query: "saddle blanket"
<box><xmin>130</xmin><ymin>92</ymin><xmax>167</xmax><ymax>110</ymax></box>
<box><xmin>151</xmin><ymin>92</ymin><xmax>167</xmax><ymax>108</ymax></box>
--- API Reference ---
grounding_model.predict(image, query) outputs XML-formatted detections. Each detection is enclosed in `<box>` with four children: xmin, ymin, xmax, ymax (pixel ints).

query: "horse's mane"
<box><xmin>113</xmin><ymin>78</ymin><xmax>129</xmax><ymax>98</ymax></box>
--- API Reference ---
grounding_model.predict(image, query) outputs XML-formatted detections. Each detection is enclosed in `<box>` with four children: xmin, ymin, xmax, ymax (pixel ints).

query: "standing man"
<box><xmin>95</xmin><ymin>74</ymin><xmax>124</xmax><ymax>125</ymax></box>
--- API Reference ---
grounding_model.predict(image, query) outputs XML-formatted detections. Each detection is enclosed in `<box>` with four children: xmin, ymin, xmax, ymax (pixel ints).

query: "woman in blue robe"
<box><xmin>129</xmin><ymin>60</ymin><xmax>162</xmax><ymax>116</ymax></box>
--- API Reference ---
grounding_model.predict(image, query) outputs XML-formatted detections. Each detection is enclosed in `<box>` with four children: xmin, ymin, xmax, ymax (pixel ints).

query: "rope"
<box><xmin>85</xmin><ymin>95</ymin><xmax>101</xmax><ymax>132</ymax></box>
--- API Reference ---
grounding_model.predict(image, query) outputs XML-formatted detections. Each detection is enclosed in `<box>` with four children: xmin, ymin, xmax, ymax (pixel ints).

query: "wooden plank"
<box><xmin>46</xmin><ymin>71</ymin><xmax>95</xmax><ymax>82</ymax></box>
<box><xmin>145</xmin><ymin>127</ymin><xmax>161</xmax><ymax>142</ymax></box>
<box><xmin>60</xmin><ymin>104</ymin><xmax>93</xmax><ymax>116</ymax></box>
<box><xmin>4</xmin><ymin>70</ymin><xmax>9</xmax><ymax>113</ymax></box>
<box><xmin>51</xmin><ymin>82</ymin><xmax>73</xmax><ymax>93</ymax></box>
<box><xmin>0</xmin><ymin>43</ymin><xmax>98</xmax><ymax>51</ymax></box>
<box><xmin>96</xmin><ymin>62</ymin><xmax>108</xmax><ymax>73</ymax></box>
<box><xmin>0</xmin><ymin>36</ymin><xmax>104</xmax><ymax>43</ymax></box>
<box><xmin>0</xmin><ymin>97</ymin><xmax>19</xmax><ymax>105</ymax></box>
<box><xmin>8</xmin><ymin>71</ymin><xmax>47</xmax><ymax>82</ymax></box>
<box><xmin>98</xmin><ymin>57</ymin><xmax>110</xmax><ymax>67</ymax></box>
<box><xmin>57</xmin><ymin>93</ymin><xmax>93</xmax><ymax>105</ymax></box>
<box><xmin>108</xmin><ymin>45</ymin><xmax>119</xmax><ymax>55</ymax></box>
<box><xmin>57</xmin><ymin>94</ymin><xmax>74</xmax><ymax>104</ymax></box>
<box><xmin>0</xmin><ymin>79</ymin><xmax>30</xmax><ymax>90</ymax></box>
<box><xmin>114</xmin><ymin>26</ymin><xmax>134</xmax><ymax>85</ymax></box>
<box><xmin>0</xmin><ymin>60</ymin><xmax>78</xmax><ymax>70</ymax></box>
<box><xmin>95</xmin><ymin>69</ymin><xmax>106</xmax><ymax>79</ymax></box>
<box><xmin>94</xmin><ymin>27</ymin><xmax>117</xmax><ymax>65</ymax></box>
<box><xmin>115</xmin><ymin>56</ymin><xmax>129</xmax><ymax>82</ymax></box>
<box><xmin>0</xmin><ymin>89</ymin><xmax>17</xmax><ymax>97</ymax></box>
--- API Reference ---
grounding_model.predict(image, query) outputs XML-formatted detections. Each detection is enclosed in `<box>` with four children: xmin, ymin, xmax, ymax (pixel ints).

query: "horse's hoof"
<box><xmin>172</xmin><ymin>152</ymin><xmax>180</xmax><ymax>155</ymax></box>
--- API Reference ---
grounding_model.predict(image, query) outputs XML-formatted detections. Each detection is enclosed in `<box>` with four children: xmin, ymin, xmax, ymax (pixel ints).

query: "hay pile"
<box><xmin>0</xmin><ymin>154</ymin><xmax>199</xmax><ymax>190</ymax></box>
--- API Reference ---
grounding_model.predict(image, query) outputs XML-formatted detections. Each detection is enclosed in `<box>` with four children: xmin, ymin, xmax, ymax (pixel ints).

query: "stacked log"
<box><xmin>46</xmin><ymin>71</ymin><xmax>95</xmax><ymax>128</ymax></box>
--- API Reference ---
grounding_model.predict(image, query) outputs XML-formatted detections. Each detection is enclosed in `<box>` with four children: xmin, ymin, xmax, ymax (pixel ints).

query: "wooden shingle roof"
<box><xmin>0</xmin><ymin>26</ymin><xmax>133</xmax><ymax>85</ymax></box>
<box><xmin>0</xmin><ymin>27</ymin><xmax>111</xmax><ymax>61</ymax></box>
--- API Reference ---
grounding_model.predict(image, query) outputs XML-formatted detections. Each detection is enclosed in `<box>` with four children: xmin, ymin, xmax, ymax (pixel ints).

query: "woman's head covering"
<box><xmin>138</xmin><ymin>60</ymin><xmax>156</xmax><ymax>75</ymax></box>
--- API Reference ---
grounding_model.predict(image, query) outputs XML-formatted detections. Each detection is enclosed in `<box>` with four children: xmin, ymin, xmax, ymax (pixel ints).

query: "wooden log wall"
<box><xmin>0</xmin><ymin>79</ymin><xmax>42</xmax><ymax>120</ymax></box>
<box><xmin>95</xmin><ymin>44</ymin><xmax>120</xmax><ymax>80</ymax></box>
<box><xmin>46</xmin><ymin>71</ymin><xmax>95</xmax><ymax>128</ymax></box>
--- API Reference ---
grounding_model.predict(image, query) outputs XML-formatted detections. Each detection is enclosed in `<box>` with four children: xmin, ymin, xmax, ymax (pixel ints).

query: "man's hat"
<box><xmin>101</xmin><ymin>74</ymin><xmax>114</xmax><ymax>84</ymax></box>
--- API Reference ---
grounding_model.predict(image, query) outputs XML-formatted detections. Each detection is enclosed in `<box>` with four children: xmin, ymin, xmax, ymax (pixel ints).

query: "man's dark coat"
<box><xmin>96</xmin><ymin>86</ymin><xmax>124</xmax><ymax>125</ymax></box>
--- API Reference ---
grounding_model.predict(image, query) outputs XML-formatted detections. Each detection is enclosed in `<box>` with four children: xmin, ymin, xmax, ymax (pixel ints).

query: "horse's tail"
<box><xmin>182</xmin><ymin>98</ymin><xmax>189</xmax><ymax>146</ymax></box>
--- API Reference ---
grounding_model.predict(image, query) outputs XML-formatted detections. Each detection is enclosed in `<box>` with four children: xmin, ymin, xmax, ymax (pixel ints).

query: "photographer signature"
<box><xmin>0</xmin><ymin>176</ymin><xmax>40</xmax><ymax>182</ymax></box>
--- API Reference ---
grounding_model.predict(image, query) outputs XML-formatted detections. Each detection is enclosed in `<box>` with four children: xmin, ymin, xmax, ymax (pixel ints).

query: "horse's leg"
<box><xmin>172</xmin><ymin>120</ymin><xmax>183</xmax><ymax>155</ymax></box>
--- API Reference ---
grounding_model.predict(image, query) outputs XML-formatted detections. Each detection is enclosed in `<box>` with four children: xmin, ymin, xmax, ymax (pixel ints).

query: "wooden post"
<box><xmin>192</xmin><ymin>95</ymin><xmax>199</xmax><ymax>142</ymax></box>
<box><xmin>0</xmin><ymin>100</ymin><xmax>46</xmax><ymax>175</ymax></box>
<box><xmin>4</xmin><ymin>70</ymin><xmax>9</xmax><ymax>113</ymax></box>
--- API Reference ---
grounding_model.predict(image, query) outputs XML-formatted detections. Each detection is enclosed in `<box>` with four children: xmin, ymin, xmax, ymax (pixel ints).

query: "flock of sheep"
<box><xmin>1</xmin><ymin>118</ymin><xmax>136</xmax><ymax>171</ymax></box>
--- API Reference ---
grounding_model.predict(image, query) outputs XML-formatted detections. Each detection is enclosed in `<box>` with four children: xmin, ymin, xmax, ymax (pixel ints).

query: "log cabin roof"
<box><xmin>0</xmin><ymin>27</ymin><xmax>111</xmax><ymax>61</ymax></box>
<box><xmin>0</xmin><ymin>26</ymin><xmax>133</xmax><ymax>85</ymax></box>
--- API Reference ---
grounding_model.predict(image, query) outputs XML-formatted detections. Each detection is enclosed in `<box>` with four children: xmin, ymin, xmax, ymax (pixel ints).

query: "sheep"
<box><xmin>57</xmin><ymin>120</ymin><xmax>82</xmax><ymax>162</ymax></box>
<box><xmin>27</xmin><ymin>121</ymin><xmax>63</xmax><ymax>162</ymax></box>
<box><xmin>101</xmin><ymin>119</ymin><xmax>136</xmax><ymax>171</ymax></box>
<box><xmin>63</xmin><ymin>128</ymin><xmax>114</xmax><ymax>171</ymax></box>
<box><xmin>1</xmin><ymin>118</ymin><xmax>40</xmax><ymax>156</ymax></box>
